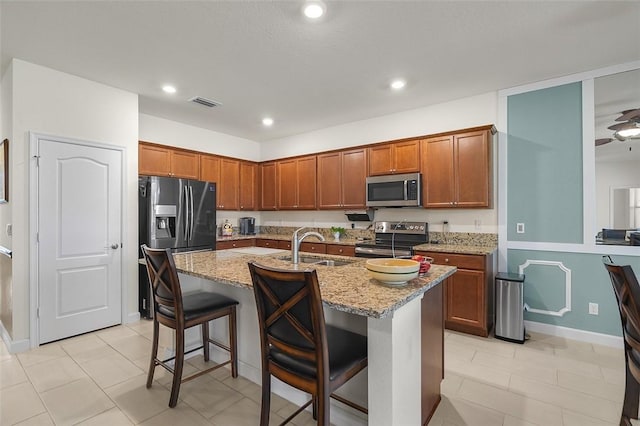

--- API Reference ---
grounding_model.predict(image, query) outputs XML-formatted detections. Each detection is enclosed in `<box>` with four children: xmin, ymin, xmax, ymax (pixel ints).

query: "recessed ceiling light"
<box><xmin>303</xmin><ymin>1</ymin><xmax>326</xmax><ymax>19</ymax></box>
<box><xmin>262</xmin><ymin>117</ymin><xmax>274</xmax><ymax>127</ymax></box>
<box><xmin>390</xmin><ymin>79</ymin><xmax>406</xmax><ymax>90</ymax></box>
<box><xmin>162</xmin><ymin>85</ymin><xmax>177</xmax><ymax>94</ymax></box>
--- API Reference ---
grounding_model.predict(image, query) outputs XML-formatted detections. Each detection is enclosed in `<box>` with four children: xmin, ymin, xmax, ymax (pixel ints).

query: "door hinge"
<box><xmin>33</xmin><ymin>155</ymin><xmax>40</xmax><ymax>167</ymax></box>
<box><xmin>36</xmin><ymin>232</ymin><xmax>39</xmax><ymax>243</ymax></box>
<box><xmin>36</xmin><ymin>307</ymin><xmax>40</xmax><ymax>318</ymax></box>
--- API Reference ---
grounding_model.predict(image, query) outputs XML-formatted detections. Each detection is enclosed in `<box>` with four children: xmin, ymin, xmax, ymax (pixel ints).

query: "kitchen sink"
<box><xmin>278</xmin><ymin>256</ymin><xmax>353</xmax><ymax>267</ymax></box>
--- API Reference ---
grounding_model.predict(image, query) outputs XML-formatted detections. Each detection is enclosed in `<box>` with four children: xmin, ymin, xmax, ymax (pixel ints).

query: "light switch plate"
<box><xmin>516</xmin><ymin>223</ymin><xmax>525</xmax><ymax>234</ymax></box>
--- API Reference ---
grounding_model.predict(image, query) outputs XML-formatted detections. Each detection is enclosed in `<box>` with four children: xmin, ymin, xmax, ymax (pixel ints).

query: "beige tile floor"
<box><xmin>0</xmin><ymin>321</ymin><xmax>630</xmax><ymax>425</ymax></box>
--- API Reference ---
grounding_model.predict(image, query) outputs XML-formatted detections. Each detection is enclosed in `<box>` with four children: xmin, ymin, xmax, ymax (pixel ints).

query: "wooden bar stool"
<box><xmin>248</xmin><ymin>261</ymin><xmax>368</xmax><ymax>426</ymax></box>
<box><xmin>141</xmin><ymin>245</ymin><xmax>238</xmax><ymax>407</ymax></box>
<box><xmin>603</xmin><ymin>255</ymin><xmax>640</xmax><ymax>426</ymax></box>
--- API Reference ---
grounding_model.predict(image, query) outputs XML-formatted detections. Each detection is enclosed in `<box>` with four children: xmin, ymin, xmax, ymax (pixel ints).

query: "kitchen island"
<box><xmin>173</xmin><ymin>250</ymin><xmax>456</xmax><ymax>425</ymax></box>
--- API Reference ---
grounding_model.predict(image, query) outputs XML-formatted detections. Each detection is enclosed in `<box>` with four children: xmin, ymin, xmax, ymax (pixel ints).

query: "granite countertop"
<box><xmin>412</xmin><ymin>243</ymin><xmax>497</xmax><ymax>255</ymax></box>
<box><xmin>173</xmin><ymin>250</ymin><xmax>456</xmax><ymax>319</ymax></box>
<box><xmin>217</xmin><ymin>233</ymin><xmax>496</xmax><ymax>253</ymax></box>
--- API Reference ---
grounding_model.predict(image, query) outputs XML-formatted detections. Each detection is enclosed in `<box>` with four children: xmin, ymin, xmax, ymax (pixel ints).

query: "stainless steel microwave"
<box><xmin>366</xmin><ymin>173</ymin><xmax>422</xmax><ymax>207</ymax></box>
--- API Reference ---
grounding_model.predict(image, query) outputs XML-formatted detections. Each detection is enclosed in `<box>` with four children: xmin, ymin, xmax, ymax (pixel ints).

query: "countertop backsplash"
<box><xmin>223</xmin><ymin>225</ymin><xmax>497</xmax><ymax>248</ymax></box>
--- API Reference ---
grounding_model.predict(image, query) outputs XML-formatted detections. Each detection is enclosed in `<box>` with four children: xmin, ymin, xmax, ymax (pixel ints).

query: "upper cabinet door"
<box><xmin>317</xmin><ymin>152</ymin><xmax>342</xmax><ymax>209</ymax></box>
<box><xmin>260</xmin><ymin>162</ymin><xmax>277</xmax><ymax>210</ymax></box>
<box><xmin>340</xmin><ymin>148</ymin><xmax>367</xmax><ymax>208</ymax></box>
<box><xmin>368</xmin><ymin>140</ymin><xmax>420</xmax><ymax>175</ymax></box>
<box><xmin>454</xmin><ymin>130</ymin><xmax>491</xmax><ymax>207</ymax></box>
<box><xmin>139</xmin><ymin>144</ymin><xmax>171</xmax><ymax>176</ymax></box>
<box><xmin>277</xmin><ymin>159</ymin><xmax>298</xmax><ymax>209</ymax></box>
<box><xmin>139</xmin><ymin>143</ymin><xmax>199</xmax><ymax>178</ymax></box>
<box><xmin>218</xmin><ymin>158</ymin><xmax>240</xmax><ymax>210</ymax></box>
<box><xmin>422</xmin><ymin>136</ymin><xmax>455</xmax><ymax>207</ymax></box>
<box><xmin>200</xmin><ymin>154</ymin><xmax>221</xmax><ymax>183</ymax></box>
<box><xmin>171</xmin><ymin>150</ymin><xmax>199</xmax><ymax>179</ymax></box>
<box><xmin>295</xmin><ymin>156</ymin><xmax>317</xmax><ymax>209</ymax></box>
<box><xmin>392</xmin><ymin>140</ymin><xmax>421</xmax><ymax>174</ymax></box>
<box><xmin>239</xmin><ymin>161</ymin><xmax>258</xmax><ymax>211</ymax></box>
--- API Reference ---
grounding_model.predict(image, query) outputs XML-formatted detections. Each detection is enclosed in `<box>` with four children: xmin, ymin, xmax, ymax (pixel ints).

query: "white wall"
<box><xmin>260</xmin><ymin>92</ymin><xmax>498</xmax><ymax>160</ymax></box>
<box><xmin>5</xmin><ymin>59</ymin><xmax>138</xmax><ymax>342</ymax></box>
<box><xmin>595</xmin><ymin>158</ymin><xmax>640</xmax><ymax>231</ymax></box>
<box><xmin>139</xmin><ymin>114</ymin><xmax>261</xmax><ymax>162</ymax></box>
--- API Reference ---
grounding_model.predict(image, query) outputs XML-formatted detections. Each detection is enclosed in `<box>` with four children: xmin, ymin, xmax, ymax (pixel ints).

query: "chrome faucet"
<box><xmin>291</xmin><ymin>227</ymin><xmax>325</xmax><ymax>264</ymax></box>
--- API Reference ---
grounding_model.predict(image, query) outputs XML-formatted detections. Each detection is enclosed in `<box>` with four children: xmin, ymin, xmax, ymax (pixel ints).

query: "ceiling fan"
<box><xmin>596</xmin><ymin>108</ymin><xmax>640</xmax><ymax>146</ymax></box>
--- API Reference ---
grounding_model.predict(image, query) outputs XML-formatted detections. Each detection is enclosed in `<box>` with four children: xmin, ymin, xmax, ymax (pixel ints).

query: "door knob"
<box><xmin>107</xmin><ymin>244</ymin><xmax>119</xmax><ymax>249</ymax></box>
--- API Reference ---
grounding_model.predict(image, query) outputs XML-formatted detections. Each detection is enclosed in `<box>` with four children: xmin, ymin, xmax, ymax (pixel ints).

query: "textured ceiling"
<box><xmin>1</xmin><ymin>1</ymin><xmax>639</xmax><ymax>142</ymax></box>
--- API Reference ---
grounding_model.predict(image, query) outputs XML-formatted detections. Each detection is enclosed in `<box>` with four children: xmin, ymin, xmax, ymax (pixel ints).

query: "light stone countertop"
<box><xmin>173</xmin><ymin>250</ymin><xmax>456</xmax><ymax>319</ymax></box>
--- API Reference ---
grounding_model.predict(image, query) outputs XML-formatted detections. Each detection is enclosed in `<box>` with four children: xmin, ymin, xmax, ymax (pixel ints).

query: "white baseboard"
<box><xmin>0</xmin><ymin>321</ymin><xmax>31</xmax><ymax>353</ymax></box>
<box><xmin>126</xmin><ymin>312</ymin><xmax>140</xmax><ymax>324</ymax></box>
<box><xmin>524</xmin><ymin>320</ymin><xmax>623</xmax><ymax>348</ymax></box>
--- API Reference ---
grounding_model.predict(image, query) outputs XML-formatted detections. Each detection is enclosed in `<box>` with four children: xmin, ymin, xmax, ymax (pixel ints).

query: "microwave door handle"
<box><xmin>404</xmin><ymin>180</ymin><xmax>408</xmax><ymax>200</ymax></box>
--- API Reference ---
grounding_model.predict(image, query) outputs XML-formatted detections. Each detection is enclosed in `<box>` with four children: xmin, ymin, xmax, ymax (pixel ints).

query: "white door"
<box><xmin>37</xmin><ymin>137</ymin><xmax>122</xmax><ymax>344</ymax></box>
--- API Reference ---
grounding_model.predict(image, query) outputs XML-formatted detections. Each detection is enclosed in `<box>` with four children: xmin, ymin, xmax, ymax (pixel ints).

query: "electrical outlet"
<box><xmin>474</xmin><ymin>219</ymin><xmax>481</xmax><ymax>230</ymax></box>
<box><xmin>516</xmin><ymin>223</ymin><xmax>525</xmax><ymax>234</ymax></box>
<box><xmin>5</xmin><ymin>224</ymin><xmax>11</xmax><ymax>237</ymax></box>
<box><xmin>588</xmin><ymin>303</ymin><xmax>599</xmax><ymax>315</ymax></box>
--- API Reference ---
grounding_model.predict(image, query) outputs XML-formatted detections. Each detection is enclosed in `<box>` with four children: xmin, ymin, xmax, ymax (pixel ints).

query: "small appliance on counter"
<box><xmin>221</xmin><ymin>219</ymin><xmax>234</xmax><ymax>237</ymax></box>
<box><xmin>239</xmin><ymin>217</ymin><xmax>256</xmax><ymax>235</ymax></box>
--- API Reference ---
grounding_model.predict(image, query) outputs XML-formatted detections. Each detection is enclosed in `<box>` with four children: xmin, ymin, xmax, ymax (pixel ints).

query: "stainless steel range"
<box><xmin>354</xmin><ymin>221</ymin><xmax>429</xmax><ymax>258</ymax></box>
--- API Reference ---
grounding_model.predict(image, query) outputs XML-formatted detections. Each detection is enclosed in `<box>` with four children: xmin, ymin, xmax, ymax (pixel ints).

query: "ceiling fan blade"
<box><xmin>608</xmin><ymin>121</ymin><xmax>640</xmax><ymax>131</ymax></box>
<box><xmin>595</xmin><ymin>138</ymin><xmax>613</xmax><ymax>146</ymax></box>
<box><xmin>615</xmin><ymin>108</ymin><xmax>640</xmax><ymax>122</ymax></box>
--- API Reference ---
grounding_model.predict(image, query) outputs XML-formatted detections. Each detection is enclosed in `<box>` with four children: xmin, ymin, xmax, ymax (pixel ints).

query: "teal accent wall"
<box><xmin>507</xmin><ymin>83</ymin><xmax>583</xmax><ymax>243</ymax></box>
<box><xmin>507</xmin><ymin>249</ymin><xmax>640</xmax><ymax>337</ymax></box>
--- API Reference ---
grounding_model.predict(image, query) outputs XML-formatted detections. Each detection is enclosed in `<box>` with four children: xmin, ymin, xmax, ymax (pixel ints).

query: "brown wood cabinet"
<box><xmin>239</xmin><ymin>161</ymin><xmax>258</xmax><ymax>211</ymax></box>
<box><xmin>255</xmin><ymin>238</ymin><xmax>291</xmax><ymax>250</ymax></box>
<box><xmin>421</xmin><ymin>127</ymin><xmax>493</xmax><ymax>208</ymax></box>
<box><xmin>317</xmin><ymin>148</ymin><xmax>367</xmax><ymax>209</ymax></box>
<box><xmin>277</xmin><ymin>155</ymin><xmax>317</xmax><ymax>210</ymax></box>
<box><xmin>415</xmin><ymin>250</ymin><xmax>495</xmax><ymax>337</ymax></box>
<box><xmin>299</xmin><ymin>241</ymin><xmax>327</xmax><ymax>254</ymax></box>
<box><xmin>139</xmin><ymin>143</ymin><xmax>199</xmax><ymax>179</ymax></box>
<box><xmin>200</xmin><ymin>154</ymin><xmax>240</xmax><ymax>210</ymax></box>
<box><xmin>325</xmin><ymin>244</ymin><xmax>355</xmax><ymax>256</ymax></box>
<box><xmin>216</xmin><ymin>239</ymin><xmax>255</xmax><ymax>250</ymax></box>
<box><xmin>259</xmin><ymin>162</ymin><xmax>278</xmax><ymax>210</ymax></box>
<box><xmin>368</xmin><ymin>140</ymin><xmax>420</xmax><ymax>176</ymax></box>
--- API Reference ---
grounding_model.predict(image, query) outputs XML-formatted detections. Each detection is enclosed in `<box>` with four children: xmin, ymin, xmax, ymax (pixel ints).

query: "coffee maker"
<box><xmin>239</xmin><ymin>217</ymin><xmax>256</xmax><ymax>235</ymax></box>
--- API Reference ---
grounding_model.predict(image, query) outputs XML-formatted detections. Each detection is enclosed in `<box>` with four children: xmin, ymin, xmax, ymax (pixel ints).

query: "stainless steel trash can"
<box><xmin>495</xmin><ymin>272</ymin><xmax>526</xmax><ymax>343</ymax></box>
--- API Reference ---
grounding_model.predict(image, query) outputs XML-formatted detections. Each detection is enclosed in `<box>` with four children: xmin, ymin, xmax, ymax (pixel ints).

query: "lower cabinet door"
<box><xmin>445</xmin><ymin>268</ymin><xmax>486</xmax><ymax>336</ymax></box>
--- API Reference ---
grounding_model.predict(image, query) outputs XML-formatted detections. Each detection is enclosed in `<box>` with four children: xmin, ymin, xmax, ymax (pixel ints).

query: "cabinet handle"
<box><xmin>445</xmin><ymin>258</ymin><xmax>449</xmax><ymax>263</ymax></box>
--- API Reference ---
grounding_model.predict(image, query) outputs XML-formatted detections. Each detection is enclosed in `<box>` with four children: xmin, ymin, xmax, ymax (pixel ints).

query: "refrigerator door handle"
<box><xmin>183</xmin><ymin>186</ymin><xmax>189</xmax><ymax>240</ymax></box>
<box><xmin>189</xmin><ymin>185</ymin><xmax>195</xmax><ymax>242</ymax></box>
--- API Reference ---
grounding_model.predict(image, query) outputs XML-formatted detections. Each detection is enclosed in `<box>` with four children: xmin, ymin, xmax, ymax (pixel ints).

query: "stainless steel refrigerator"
<box><xmin>138</xmin><ymin>176</ymin><xmax>217</xmax><ymax>317</ymax></box>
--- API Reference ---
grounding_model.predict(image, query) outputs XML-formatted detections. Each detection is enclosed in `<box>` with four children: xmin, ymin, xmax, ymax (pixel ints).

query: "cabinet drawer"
<box><xmin>325</xmin><ymin>244</ymin><xmax>355</xmax><ymax>257</ymax></box>
<box><xmin>417</xmin><ymin>251</ymin><xmax>485</xmax><ymax>270</ymax></box>
<box><xmin>256</xmin><ymin>238</ymin><xmax>279</xmax><ymax>248</ymax></box>
<box><xmin>217</xmin><ymin>239</ymin><xmax>254</xmax><ymax>250</ymax></box>
<box><xmin>277</xmin><ymin>240</ymin><xmax>292</xmax><ymax>250</ymax></box>
<box><xmin>300</xmin><ymin>242</ymin><xmax>327</xmax><ymax>254</ymax></box>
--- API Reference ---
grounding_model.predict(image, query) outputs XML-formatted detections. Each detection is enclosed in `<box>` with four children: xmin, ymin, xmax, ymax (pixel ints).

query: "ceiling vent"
<box><xmin>188</xmin><ymin>96</ymin><xmax>222</xmax><ymax>108</ymax></box>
